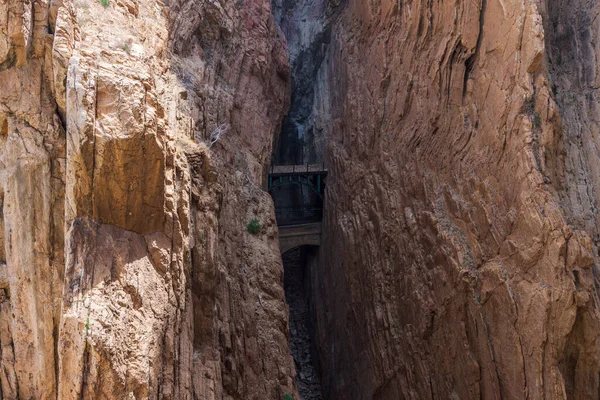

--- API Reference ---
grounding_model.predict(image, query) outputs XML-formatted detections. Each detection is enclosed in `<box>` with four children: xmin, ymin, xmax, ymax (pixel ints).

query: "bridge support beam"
<box><xmin>278</xmin><ymin>223</ymin><xmax>322</xmax><ymax>255</ymax></box>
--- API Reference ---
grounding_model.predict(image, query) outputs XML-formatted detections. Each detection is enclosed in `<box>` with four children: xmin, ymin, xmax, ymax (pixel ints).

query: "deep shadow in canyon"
<box><xmin>270</xmin><ymin>0</ymin><xmax>344</xmax><ymax>396</ymax></box>
<box><xmin>283</xmin><ymin>247</ymin><xmax>323</xmax><ymax>399</ymax></box>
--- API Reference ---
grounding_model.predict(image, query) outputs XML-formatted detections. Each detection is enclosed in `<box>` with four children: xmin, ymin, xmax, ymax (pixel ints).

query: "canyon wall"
<box><xmin>3</xmin><ymin>0</ymin><xmax>600</xmax><ymax>398</ymax></box>
<box><xmin>0</xmin><ymin>0</ymin><xmax>298</xmax><ymax>398</ymax></box>
<box><xmin>308</xmin><ymin>0</ymin><xmax>600</xmax><ymax>398</ymax></box>
<box><xmin>271</xmin><ymin>0</ymin><xmax>343</xmax><ymax>164</ymax></box>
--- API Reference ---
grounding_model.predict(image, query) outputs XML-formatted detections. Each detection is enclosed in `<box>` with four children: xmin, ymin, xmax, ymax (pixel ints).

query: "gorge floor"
<box><xmin>283</xmin><ymin>247</ymin><xmax>323</xmax><ymax>400</ymax></box>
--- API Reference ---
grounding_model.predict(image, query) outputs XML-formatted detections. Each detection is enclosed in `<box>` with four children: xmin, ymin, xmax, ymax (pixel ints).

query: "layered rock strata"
<box><xmin>0</xmin><ymin>0</ymin><xmax>298</xmax><ymax>398</ymax></box>
<box><xmin>306</xmin><ymin>0</ymin><xmax>600</xmax><ymax>398</ymax></box>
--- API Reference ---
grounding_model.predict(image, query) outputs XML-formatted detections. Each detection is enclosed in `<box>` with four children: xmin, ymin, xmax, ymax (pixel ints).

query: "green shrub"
<box><xmin>284</xmin><ymin>395</ymin><xmax>294</xmax><ymax>400</ymax></box>
<box><xmin>247</xmin><ymin>218</ymin><xmax>261</xmax><ymax>234</ymax></box>
<box><xmin>99</xmin><ymin>0</ymin><xmax>109</xmax><ymax>7</ymax></box>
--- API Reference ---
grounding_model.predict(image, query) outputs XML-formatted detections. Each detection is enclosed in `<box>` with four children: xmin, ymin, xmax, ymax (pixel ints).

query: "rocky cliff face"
<box><xmin>271</xmin><ymin>0</ymin><xmax>343</xmax><ymax>164</ymax></box>
<box><xmin>0</xmin><ymin>0</ymin><xmax>298</xmax><ymax>398</ymax></box>
<box><xmin>306</xmin><ymin>0</ymin><xmax>600</xmax><ymax>398</ymax></box>
<box><xmin>4</xmin><ymin>0</ymin><xmax>600</xmax><ymax>398</ymax></box>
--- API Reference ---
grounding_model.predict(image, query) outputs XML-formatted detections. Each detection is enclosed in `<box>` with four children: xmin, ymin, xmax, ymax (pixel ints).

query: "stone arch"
<box><xmin>278</xmin><ymin>223</ymin><xmax>322</xmax><ymax>255</ymax></box>
<box><xmin>280</xmin><ymin>238</ymin><xmax>321</xmax><ymax>255</ymax></box>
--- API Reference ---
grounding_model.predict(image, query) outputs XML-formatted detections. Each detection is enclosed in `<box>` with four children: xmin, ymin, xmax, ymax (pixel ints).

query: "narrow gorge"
<box><xmin>2</xmin><ymin>0</ymin><xmax>600</xmax><ymax>399</ymax></box>
<box><xmin>269</xmin><ymin>0</ymin><xmax>339</xmax><ymax>397</ymax></box>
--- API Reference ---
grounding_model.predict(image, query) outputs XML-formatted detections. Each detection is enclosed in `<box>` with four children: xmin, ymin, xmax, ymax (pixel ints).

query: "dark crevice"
<box><xmin>274</xmin><ymin>26</ymin><xmax>333</xmax><ymax>165</ymax></box>
<box><xmin>272</xmin><ymin>0</ymin><xmax>343</xmax><ymax>397</ymax></box>
<box><xmin>272</xmin><ymin>0</ymin><xmax>346</xmax><ymax>165</ymax></box>
<box><xmin>55</xmin><ymin>105</ymin><xmax>67</xmax><ymax>134</ymax></box>
<box><xmin>283</xmin><ymin>247</ymin><xmax>323</xmax><ymax>400</ymax></box>
<box><xmin>0</xmin><ymin>47</ymin><xmax>16</xmax><ymax>72</ymax></box>
<box><xmin>462</xmin><ymin>0</ymin><xmax>487</xmax><ymax>100</ymax></box>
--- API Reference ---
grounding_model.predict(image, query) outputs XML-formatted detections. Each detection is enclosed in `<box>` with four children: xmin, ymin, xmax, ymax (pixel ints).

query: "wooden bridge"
<box><xmin>268</xmin><ymin>164</ymin><xmax>327</xmax><ymax>254</ymax></box>
<box><xmin>268</xmin><ymin>163</ymin><xmax>327</xmax><ymax>196</ymax></box>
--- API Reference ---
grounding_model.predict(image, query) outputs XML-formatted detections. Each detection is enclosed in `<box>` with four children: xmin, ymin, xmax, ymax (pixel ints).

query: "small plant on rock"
<box><xmin>98</xmin><ymin>0</ymin><xmax>109</xmax><ymax>7</ymax></box>
<box><xmin>283</xmin><ymin>395</ymin><xmax>294</xmax><ymax>400</ymax></box>
<box><xmin>247</xmin><ymin>218</ymin><xmax>261</xmax><ymax>234</ymax></box>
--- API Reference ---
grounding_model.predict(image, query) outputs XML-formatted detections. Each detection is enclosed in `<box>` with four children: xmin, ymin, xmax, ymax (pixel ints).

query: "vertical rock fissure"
<box><xmin>283</xmin><ymin>247</ymin><xmax>322</xmax><ymax>400</ymax></box>
<box><xmin>271</xmin><ymin>0</ymin><xmax>343</xmax><ymax>397</ymax></box>
<box><xmin>462</xmin><ymin>0</ymin><xmax>487</xmax><ymax>100</ymax></box>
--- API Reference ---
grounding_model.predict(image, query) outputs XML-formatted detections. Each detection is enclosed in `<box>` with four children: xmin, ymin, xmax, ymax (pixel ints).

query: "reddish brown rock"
<box><xmin>0</xmin><ymin>0</ymin><xmax>297</xmax><ymax>398</ymax></box>
<box><xmin>306</xmin><ymin>0</ymin><xmax>600</xmax><ymax>398</ymax></box>
<box><xmin>4</xmin><ymin>0</ymin><xmax>600</xmax><ymax>398</ymax></box>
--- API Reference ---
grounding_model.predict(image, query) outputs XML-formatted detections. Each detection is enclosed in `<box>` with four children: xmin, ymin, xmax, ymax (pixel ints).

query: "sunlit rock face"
<box><xmin>3</xmin><ymin>0</ymin><xmax>600</xmax><ymax>398</ymax></box>
<box><xmin>0</xmin><ymin>0</ymin><xmax>297</xmax><ymax>398</ymax></box>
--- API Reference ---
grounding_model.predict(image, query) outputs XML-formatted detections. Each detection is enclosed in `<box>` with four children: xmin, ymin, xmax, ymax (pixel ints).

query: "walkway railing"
<box><xmin>269</xmin><ymin>163</ymin><xmax>327</xmax><ymax>176</ymax></box>
<box><xmin>268</xmin><ymin>163</ymin><xmax>328</xmax><ymax>227</ymax></box>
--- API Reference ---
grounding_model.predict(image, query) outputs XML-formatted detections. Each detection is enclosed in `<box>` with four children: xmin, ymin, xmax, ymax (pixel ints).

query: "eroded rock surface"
<box><xmin>302</xmin><ymin>0</ymin><xmax>600</xmax><ymax>398</ymax></box>
<box><xmin>0</xmin><ymin>0</ymin><xmax>298</xmax><ymax>398</ymax></box>
<box><xmin>4</xmin><ymin>0</ymin><xmax>600</xmax><ymax>398</ymax></box>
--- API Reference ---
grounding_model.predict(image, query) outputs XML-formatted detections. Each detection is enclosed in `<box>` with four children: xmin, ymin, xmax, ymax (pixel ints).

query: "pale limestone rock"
<box><xmin>58</xmin><ymin>218</ymin><xmax>180</xmax><ymax>399</ymax></box>
<box><xmin>0</xmin><ymin>0</ymin><xmax>296</xmax><ymax>398</ymax></box>
<box><xmin>9</xmin><ymin>0</ymin><xmax>600</xmax><ymax>398</ymax></box>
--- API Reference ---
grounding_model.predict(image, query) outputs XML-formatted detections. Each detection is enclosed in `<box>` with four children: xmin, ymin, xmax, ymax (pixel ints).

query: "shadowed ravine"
<box><xmin>271</xmin><ymin>0</ymin><xmax>339</xmax><ymax>396</ymax></box>
<box><xmin>283</xmin><ymin>248</ymin><xmax>323</xmax><ymax>399</ymax></box>
<box><xmin>5</xmin><ymin>0</ymin><xmax>600</xmax><ymax>397</ymax></box>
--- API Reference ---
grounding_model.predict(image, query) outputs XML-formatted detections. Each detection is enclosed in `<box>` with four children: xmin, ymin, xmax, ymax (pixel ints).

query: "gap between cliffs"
<box><xmin>283</xmin><ymin>247</ymin><xmax>323</xmax><ymax>400</ymax></box>
<box><xmin>270</xmin><ymin>0</ymin><xmax>345</xmax><ymax>398</ymax></box>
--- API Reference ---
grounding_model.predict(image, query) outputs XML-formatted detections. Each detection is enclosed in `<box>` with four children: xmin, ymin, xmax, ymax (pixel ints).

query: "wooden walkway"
<box><xmin>269</xmin><ymin>164</ymin><xmax>328</xmax><ymax>176</ymax></box>
<box><xmin>268</xmin><ymin>163</ymin><xmax>328</xmax><ymax>230</ymax></box>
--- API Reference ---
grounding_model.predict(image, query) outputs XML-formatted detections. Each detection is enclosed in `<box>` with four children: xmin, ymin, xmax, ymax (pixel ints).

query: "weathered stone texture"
<box><xmin>0</xmin><ymin>0</ymin><xmax>297</xmax><ymax>398</ymax></box>
<box><xmin>299</xmin><ymin>0</ymin><xmax>600</xmax><ymax>398</ymax></box>
<box><xmin>5</xmin><ymin>0</ymin><xmax>600</xmax><ymax>398</ymax></box>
